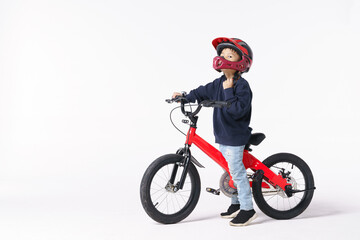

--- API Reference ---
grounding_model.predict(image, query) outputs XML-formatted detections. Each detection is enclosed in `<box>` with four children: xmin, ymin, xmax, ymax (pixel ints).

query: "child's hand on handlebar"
<box><xmin>166</xmin><ymin>92</ymin><xmax>185</xmax><ymax>103</ymax></box>
<box><xmin>172</xmin><ymin>92</ymin><xmax>182</xmax><ymax>99</ymax></box>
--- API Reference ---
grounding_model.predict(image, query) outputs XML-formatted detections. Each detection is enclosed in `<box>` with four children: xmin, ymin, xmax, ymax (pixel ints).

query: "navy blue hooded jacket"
<box><xmin>186</xmin><ymin>75</ymin><xmax>252</xmax><ymax>146</ymax></box>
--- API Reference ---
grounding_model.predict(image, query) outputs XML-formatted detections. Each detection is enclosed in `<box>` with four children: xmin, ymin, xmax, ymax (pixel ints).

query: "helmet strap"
<box><xmin>233</xmin><ymin>71</ymin><xmax>241</xmax><ymax>81</ymax></box>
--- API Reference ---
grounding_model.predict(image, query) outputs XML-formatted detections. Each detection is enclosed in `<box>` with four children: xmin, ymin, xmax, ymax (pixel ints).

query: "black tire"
<box><xmin>252</xmin><ymin>153</ymin><xmax>315</xmax><ymax>219</ymax></box>
<box><xmin>140</xmin><ymin>154</ymin><xmax>201</xmax><ymax>224</ymax></box>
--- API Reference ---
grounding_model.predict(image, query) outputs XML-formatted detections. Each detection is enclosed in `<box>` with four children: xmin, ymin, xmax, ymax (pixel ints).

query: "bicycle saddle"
<box><xmin>245</xmin><ymin>133</ymin><xmax>266</xmax><ymax>151</ymax></box>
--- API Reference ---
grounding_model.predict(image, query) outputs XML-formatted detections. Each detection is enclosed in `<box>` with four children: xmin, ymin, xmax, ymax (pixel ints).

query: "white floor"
<box><xmin>0</xmin><ymin>174</ymin><xmax>359</xmax><ymax>240</ymax></box>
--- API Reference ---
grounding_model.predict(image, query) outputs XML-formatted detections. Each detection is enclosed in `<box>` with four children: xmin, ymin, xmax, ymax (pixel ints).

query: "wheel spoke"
<box><xmin>167</xmin><ymin>165</ymin><xmax>170</xmax><ymax>179</ymax></box>
<box><xmin>156</xmin><ymin>192</ymin><xmax>169</xmax><ymax>210</ymax></box>
<box><xmin>177</xmin><ymin>191</ymin><xmax>187</xmax><ymax>203</ymax></box>
<box><xmin>173</xmin><ymin>193</ymin><xmax>181</xmax><ymax>210</ymax></box>
<box><xmin>152</xmin><ymin>189</ymin><xmax>168</xmax><ymax>203</ymax></box>
<box><xmin>150</xmin><ymin>187</ymin><xmax>166</xmax><ymax>195</ymax></box>
<box><xmin>264</xmin><ymin>193</ymin><xmax>277</xmax><ymax>202</ymax></box>
<box><xmin>155</xmin><ymin>172</ymin><xmax>168</xmax><ymax>182</ymax></box>
<box><xmin>176</xmin><ymin>193</ymin><xmax>191</xmax><ymax>201</ymax></box>
<box><xmin>161</xmin><ymin>168</ymin><xmax>169</xmax><ymax>182</ymax></box>
<box><xmin>152</xmin><ymin>181</ymin><xmax>165</xmax><ymax>189</ymax></box>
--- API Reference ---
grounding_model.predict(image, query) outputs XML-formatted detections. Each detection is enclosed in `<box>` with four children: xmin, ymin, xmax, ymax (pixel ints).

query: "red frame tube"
<box><xmin>186</xmin><ymin>127</ymin><xmax>289</xmax><ymax>190</ymax></box>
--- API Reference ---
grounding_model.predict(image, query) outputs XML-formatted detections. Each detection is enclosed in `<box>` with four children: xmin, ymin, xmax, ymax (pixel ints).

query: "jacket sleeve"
<box><xmin>223</xmin><ymin>80</ymin><xmax>252</xmax><ymax>119</ymax></box>
<box><xmin>185</xmin><ymin>80</ymin><xmax>217</xmax><ymax>103</ymax></box>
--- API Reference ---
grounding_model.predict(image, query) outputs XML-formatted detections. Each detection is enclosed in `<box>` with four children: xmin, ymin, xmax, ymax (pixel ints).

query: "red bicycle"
<box><xmin>140</xmin><ymin>96</ymin><xmax>315</xmax><ymax>224</ymax></box>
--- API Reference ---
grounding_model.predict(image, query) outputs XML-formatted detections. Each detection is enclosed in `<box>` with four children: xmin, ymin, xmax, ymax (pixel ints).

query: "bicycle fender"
<box><xmin>190</xmin><ymin>156</ymin><xmax>205</xmax><ymax>168</ymax></box>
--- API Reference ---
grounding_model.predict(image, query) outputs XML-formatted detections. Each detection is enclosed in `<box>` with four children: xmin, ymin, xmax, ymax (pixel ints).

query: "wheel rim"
<box><xmin>149</xmin><ymin>163</ymin><xmax>193</xmax><ymax>215</ymax></box>
<box><xmin>261</xmin><ymin>161</ymin><xmax>306</xmax><ymax>212</ymax></box>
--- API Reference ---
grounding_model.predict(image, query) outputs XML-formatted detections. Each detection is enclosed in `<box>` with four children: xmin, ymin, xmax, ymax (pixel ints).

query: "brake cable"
<box><xmin>169</xmin><ymin>103</ymin><xmax>198</xmax><ymax>136</ymax></box>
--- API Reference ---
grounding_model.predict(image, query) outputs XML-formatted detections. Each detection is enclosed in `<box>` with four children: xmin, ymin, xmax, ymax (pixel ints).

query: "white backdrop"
<box><xmin>1</xmin><ymin>0</ymin><xmax>360</xmax><ymax>239</ymax></box>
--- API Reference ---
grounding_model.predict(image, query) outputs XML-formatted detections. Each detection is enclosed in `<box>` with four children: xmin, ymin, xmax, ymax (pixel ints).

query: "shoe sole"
<box><xmin>229</xmin><ymin>213</ymin><xmax>257</xmax><ymax>227</ymax></box>
<box><xmin>221</xmin><ymin>210</ymin><xmax>240</xmax><ymax>219</ymax></box>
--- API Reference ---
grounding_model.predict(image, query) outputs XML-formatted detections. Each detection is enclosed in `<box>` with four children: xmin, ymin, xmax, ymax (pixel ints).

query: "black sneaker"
<box><xmin>220</xmin><ymin>204</ymin><xmax>240</xmax><ymax>218</ymax></box>
<box><xmin>229</xmin><ymin>209</ymin><xmax>257</xmax><ymax>226</ymax></box>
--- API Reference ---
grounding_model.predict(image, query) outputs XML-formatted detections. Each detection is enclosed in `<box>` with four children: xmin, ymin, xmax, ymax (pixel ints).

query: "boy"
<box><xmin>172</xmin><ymin>37</ymin><xmax>256</xmax><ymax>226</ymax></box>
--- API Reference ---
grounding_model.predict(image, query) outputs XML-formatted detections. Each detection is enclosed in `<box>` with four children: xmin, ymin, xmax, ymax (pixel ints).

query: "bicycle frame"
<box><xmin>184</xmin><ymin>126</ymin><xmax>291</xmax><ymax>191</ymax></box>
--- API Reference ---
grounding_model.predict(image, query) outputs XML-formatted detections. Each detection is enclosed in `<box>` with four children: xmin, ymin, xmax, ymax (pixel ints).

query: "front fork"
<box><xmin>169</xmin><ymin>145</ymin><xmax>192</xmax><ymax>190</ymax></box>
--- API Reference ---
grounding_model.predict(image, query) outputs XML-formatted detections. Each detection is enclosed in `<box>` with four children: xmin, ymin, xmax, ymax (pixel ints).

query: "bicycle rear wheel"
<box><xmin>252</xmin><ymin>153</ymin><xmax>315</xmax><ymax>219</ymax></box>
<box><xmin>140</xmin><ymin>154</ymin><xmax>201</xmax><ymax>224</ymax></box>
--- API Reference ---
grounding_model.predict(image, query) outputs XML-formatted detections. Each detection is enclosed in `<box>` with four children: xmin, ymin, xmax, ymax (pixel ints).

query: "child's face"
<box><xmin>219</xmin><ymin>48</ymin><xmax>241</xmax><ymax>76</ymax></box>
<box><xmin>220</xmin><ymin>48</ymin><xmax>241</xmax><ymax>62</ymax></box>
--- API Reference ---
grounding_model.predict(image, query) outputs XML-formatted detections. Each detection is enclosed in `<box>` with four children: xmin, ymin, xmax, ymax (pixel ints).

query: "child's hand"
<box><xmin>223</xmin><ymin>78</ymin><xmax>234</xmax><ymax>89</ymax></box>
<box><xmin>172</xmin><ymin>92</ymin><xmax>182</xmax><ymax>99</ymax></box>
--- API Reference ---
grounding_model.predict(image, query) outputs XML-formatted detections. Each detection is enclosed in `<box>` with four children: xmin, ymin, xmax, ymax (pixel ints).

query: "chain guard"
<box><xmin>219</xmin><ymin>172</ymin><xmax>237</xmax><ymax>198</ymax></box>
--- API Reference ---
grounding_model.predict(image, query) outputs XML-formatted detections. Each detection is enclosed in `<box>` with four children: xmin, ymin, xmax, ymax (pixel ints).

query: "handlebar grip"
<box><xmin>201</xmin><ymin>100</ymin><xmax>231</xmax><ymax>108</ymax></box>
<box><xmin>166</xmin><ymin>95</ymin><xmax>188</xmax><ymax>103</ymax></box>
<box><xmin>214</xmin><ymin>101</ymin><xmax>231</xmax><ymax>108</ymax></box>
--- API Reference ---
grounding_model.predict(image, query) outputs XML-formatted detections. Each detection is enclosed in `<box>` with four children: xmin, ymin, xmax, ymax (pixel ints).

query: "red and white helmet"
<box><xmin>212</xmin><ymin>37</ymin><xmax>253</xmax><ymax>73</ymax></box>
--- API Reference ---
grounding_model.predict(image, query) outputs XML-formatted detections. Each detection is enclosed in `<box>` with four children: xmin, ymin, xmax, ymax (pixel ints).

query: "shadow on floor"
<box><xmin>179</xmin><ymin>199</ymin><xmax>353</xmax><ymax>225</ymax></box>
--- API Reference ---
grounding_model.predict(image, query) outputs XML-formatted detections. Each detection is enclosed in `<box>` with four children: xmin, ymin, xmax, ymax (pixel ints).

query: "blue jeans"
<box><xmin>219</xmin><ymin>145</ymin><xmax>253</xmax><ymax>211</ymax></box>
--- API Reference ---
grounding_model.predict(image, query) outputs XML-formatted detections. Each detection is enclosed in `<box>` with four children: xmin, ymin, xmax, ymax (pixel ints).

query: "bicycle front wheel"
<box><xmin>140</xmin><ymin>154</ymin><xmax>201</xmax><ymax>224</ymax></box>
<box><xmin>252</xmin><ymin>153</ymin><xmax>315</xmax><ymax>219</ymax></box>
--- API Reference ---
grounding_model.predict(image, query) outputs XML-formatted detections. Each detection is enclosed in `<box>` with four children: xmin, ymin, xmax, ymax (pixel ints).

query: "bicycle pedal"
<box><xmin>206</xmin><ymin>187</ymin><xmax>220</xmax><ymax>195</ymax></box>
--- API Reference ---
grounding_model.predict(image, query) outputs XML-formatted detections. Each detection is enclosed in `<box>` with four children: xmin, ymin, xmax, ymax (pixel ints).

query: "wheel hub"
<box><xmin>165</xmin><ymin>182</ymin><xmax>179</xmax><ymax>193</ymax></box>
<box><xmin>278</xmin><ymin>176</ymin><xmax>298</xmax><ymax>198</ymax></box>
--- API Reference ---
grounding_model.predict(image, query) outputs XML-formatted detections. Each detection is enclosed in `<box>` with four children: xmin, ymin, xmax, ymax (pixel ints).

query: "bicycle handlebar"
<box><xmin>165</xmin><ymin>96</ymin><xmax>231</xmax><ymax>117</ymax></box>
